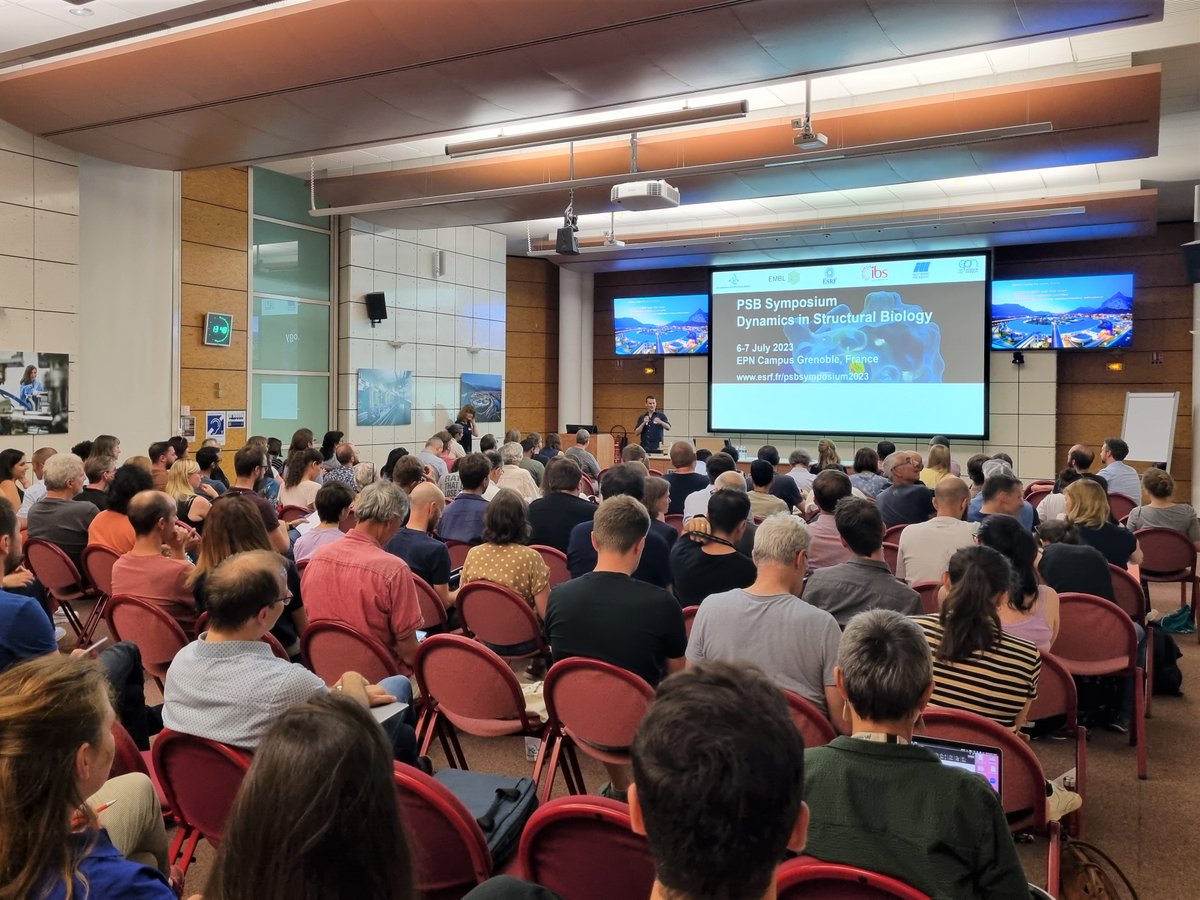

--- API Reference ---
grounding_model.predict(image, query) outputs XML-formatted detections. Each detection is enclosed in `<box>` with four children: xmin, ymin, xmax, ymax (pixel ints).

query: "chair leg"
<box><xmin>56</xmin><ymin>598</ymin><xmax>87</xmax><ymax>640</ymax></box>
<box><xmin>1145</xmin><ymin>630</ymin><xmax>1154</xmax><ymax>718</ymax></box>
<box><xmin>538</xmin><ymin>733</ymin><xmax>565</xmax><ymax>804</ymax></box>
<box><xmin>1045</xmin><ymin>820</ymin><xmax>1062</xmax><ymax>897</ymax></box>
<box><xmin>530</xmin><ymin>727</ymin><xmax>552</xmax><ymax>787</ymax></box>
<box><xmin>417</xmin><ymin>708</ymin><xmax>438</xmax><ymax>756</ymax></box>
<box><xmin>80</xmin><ymin>594</ymin><xmax>108</xmax><ymax>644</ymax></box>
<box><xmin>446</xmin><ymin>723</ymin><xmax>468</xmax><ymax>769</ymax></box>
<box><xmin>1134</xmin><ymin>667</ymin><xmax>1147</xmax><ymax>780</ymax></box>
<box><xmin>564</xmin><ymin>743</ymin><xmax>585</xmax><ymax>796</ymax></box>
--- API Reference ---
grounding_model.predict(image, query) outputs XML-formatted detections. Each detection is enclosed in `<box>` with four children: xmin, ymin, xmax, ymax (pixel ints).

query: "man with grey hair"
<box><xmin>301</xmin><ymin>481</ymin><xmax>423</xmax><ymax>672</ymax></box>
<box><xmin>566</xmin><ymin>428</ymin><xmax>601</xmax><ymax>479</ymax></box>
<box><xmin>687</xmin><ymin>514</ymin><xmax>848</xmax><ymax>733</ymax></box>
<box><xmin>496</xmin><ymin>441</ymin><xmax>540</xmax><ymax>502</ymax></box>
<box><xmin>967</xmin><ymin>459</ymin><xmax>1038</xmax><ymax>530</ymax></box>
<box><xmin>802</xmin><ymin>610</ymin><xmax>1029</xmax><ymax>897</ymax></box>
<box><xmin>875</xmin><ymin>450</ymin><xmax>935</xmax><ymax>527</ymax></box>
<box><xmin>26</xmin><ymin>452</ymin><xmax>98</xmax><ymax>569</ymax></box>
<box><xmin>787</xmin><ymin>448</ymin><xmax>816</xmax><ymax>494</ymax></box>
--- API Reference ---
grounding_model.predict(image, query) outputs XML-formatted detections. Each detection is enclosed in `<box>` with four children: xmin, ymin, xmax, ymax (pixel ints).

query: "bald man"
<box><xmin>711</xmin><ymin>470</ymin><xmax>758</xmax><ymax>556</ymax></box>
<box><xmin>895</xmin><ymin>477</ymin><xmax>977</xmax><ymax>584</ymax></box>
<box><xmin>110</xmin><ymin>490</ymin><xmax>200</xmax><ymax>634</ymax></box>
<box><xmin>385</xmin><ymin>481</ymin><xmax>456</xmax><ymax>609</ymax></box>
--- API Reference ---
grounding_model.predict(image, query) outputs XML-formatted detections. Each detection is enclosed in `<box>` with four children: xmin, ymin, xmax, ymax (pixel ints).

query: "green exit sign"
<box><xmin>204</xmin><ymin>312</ymin><xmax>233</xmax><ymax>347</ymax></box>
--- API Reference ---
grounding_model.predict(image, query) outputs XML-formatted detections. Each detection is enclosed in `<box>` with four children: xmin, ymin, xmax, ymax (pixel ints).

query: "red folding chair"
<box><xmin>23</xmin><ymin>537</ymin><xmax>99</xmax><ymax>641</ymax></box>
<box><xmin>103</xmin><ymin>595</ymin><xmax>189</xmax><ymax>690</ymax></box>
<box><xmin>1027</xmin><ymin>652</ymin><xmax>1088</xmax><ymax>837</ymax></box>
<box><xmin>80</xmin><ymin>543</ymin><xmax>121</xmax><ymax>639</ymax></box>
<box><xmin>278</xmin><ymin>504</ymin><xmax>312</xmax><ymax>523</ymax></box>
<box><xmin>413</xmin><ymin>634</ymin><xmax>546</xmax><ymax>770</ymax></box>
<box><xmin>530</xmin><ymin>544</ymin><xmax>571</xmax><ymax>588</ymax></box>
<box><xmin>414</xmin><ymin>575</ymin><xmax>452</xmax><ymax>632</ymax></box>
<box><xmin>445</xmin><ymin>539</ymin><xmax>472</xmax><ymax>569</ymax></box>
<box><xmin>537</xmin><ymin>657</ymin><xmax>655</xmax><ymax>803</ymax></box>
<box><xmin>457</xmin><ymin>580</ymin><xmax>550</xmax><ymax>663</ymax></box>
<box><xmin>1107</xmin><ymin>493</ymin><xmax>1138</xmax><ymax>523</ymax></box>
<box><xmin>1135</xmin><ymin>526</ymin><xmax>1200</xmax><ymax>630</ymax></box>
<box><xmin>109</xmin><ymin>719</ymin><xmax>171</xmax><ymax>819</ymax></box>
<box><xmin>881</xmin><ymin>542</ymin><xmax>899</xmax><ymax>576</ymax></box>
<box><xmin>783</xmin><ymin>690</ymin><xmax>837</xmax><ymax>748</ymax></box>
<box><xmin>664</xmin><ymin>514</ymin><xmax>685</xmax><ymax>535</ymax></box>
<box><xmin>1024</xmin><ymin>487</ymin><xmax>1052</xmax><ymax>511</ymax></box>
<box><xmin>882</xmin><ymin>523</ymin><xmax>907</xmax><ymax>544</ymax></box>
<box><xmin>776</xmin><ymin>859</ymin><xmax>931</xmax><ymax>898</ymax></box>
<box><xmin>300</xmin><ymin>619</ymin><xmax>397</xmax><ymax>686</ymax></box>
<box><xmin>918</xmin><ymin>709</ymin><xmax>1062</xmax><ymax>895</ymax></box>
<box><xmin>912</xmin><ymin>580</ymin><xmax>942</xmax><ymax>614</ymax></box>
<box><xmin>1023</xmin><ymin>480</ymin><xmax>1056</xmax><ymax>500</ymax></box>
<box><xmin>682</xmin><ymin>604</ymin><xmax>700</xmax><ymax>639</ymax></box>
<box><xmin>151</xmin><ymin>729</ymin><xmax>253</xmax><ymax>874</ymax></box>
<box><xmin>393</xmin><ymin>762</ymin><xmax>493</xmax><ymax>900</ymax></box>
<box><xmin>338</xmin><ymin>509</ymin><xmax>357</xmax><ymax>533</ymax></box>
<box><xmin>518</xmin><ymin>796</ymin><xmax>656</xmax><ymax>900</ymax></box>
<box><xmin>1107</xmin><ymin>565</ymin><xmax>1155</xmax><ymax>711</ymax></box>
<box><xmin>1052</xmin><ymin>593</ymin><xmax>1147</xmax><ymax>779</ymax></box>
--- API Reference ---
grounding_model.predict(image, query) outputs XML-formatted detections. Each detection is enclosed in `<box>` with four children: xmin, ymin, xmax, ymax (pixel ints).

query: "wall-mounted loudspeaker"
<box><xmin>365</xmin><ymin>291</ymin><xmax>387</xmax><ymax>326</ymax></box>
<box><xmin>1182</xmin><ymin>240</ymin><xmax>1200</xmax><ymax>284</ymax></box>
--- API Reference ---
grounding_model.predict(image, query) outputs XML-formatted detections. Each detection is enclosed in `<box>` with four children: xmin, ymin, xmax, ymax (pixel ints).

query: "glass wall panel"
<box><xmin>252</xmin><ymin>297</ymin><xmax>330</xmax><ymax>372</ymax></box>
<box><xmin>253</xmin><ymin>166</ymin><xmax>326</xmax><ymax>226</ymax></box>
<box><xmin>252</xmin><ymin>219</ymin><xmax>329</xmax><ymax>301</ymax></box>
<box><xmin>250</xmin><ymin>374</ymin><xmax>329</xmax><ymax>440</ymax></box>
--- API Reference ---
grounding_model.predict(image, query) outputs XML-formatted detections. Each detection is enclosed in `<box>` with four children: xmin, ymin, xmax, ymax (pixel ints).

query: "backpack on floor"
<box><xmin>1060</xmin><ymin>838</ymin><xmax>1138</xmax><ymax>899</ymax></box>
<box><xmin>434</xmin><ymin>768</ymin><xmax>538</xmax><ymax>867</ymax></box>
<box><xmin>1151</xmin><ymin>626</ymin><xmax>1184</xmax><ymax>696</ymax></box>
<box><xmin>1159</xmin><ymin>605</ymin><xmax>1195</xmax><ymax>634</ymax></box>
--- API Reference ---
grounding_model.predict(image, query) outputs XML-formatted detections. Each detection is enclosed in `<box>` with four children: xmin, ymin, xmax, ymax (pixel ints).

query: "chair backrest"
<box><xmin>109</xmin><ymin>718</ymin><xmax>151</xmax><ymax>779</ymax></box>
<box><xmin>457</xmin><ymin>581</ymin><xmax>545</xmax><ymax>651</ymax></box>
<box><xmin>682</xmin><ymin>604</ymin><xmax>700</xmax><ymax>639</ymax></box>
<box><xmin>278</xmin><ymin>504</ymin><xmax>312</xmax><ymax>523</ymax></box>
<box><xmin>544</xmin><ymin>657</ymin><xmax>654</xmax><ymax>753</ymax></box>
<box><xmin>530</xmin><ymin>544</ymin><xmax>571</xmax><ymax>588</ymax></box>
<box><xmin>103</xmin><ymin>595</ymin><xmax>189</xmax><ymax>682</ymax></box>
<box><xmin>414</xmin><ymin>634</ymin><xmax>538</xmax><ymax>733</ymax></box>
<box><xmin>1134</xmin><ymin>526</ymin><xmax>1197</xmax><ymax>577</ymax></box>
<box><xmin>446</xmin><ymin>540</ymin><xmax>472</xmax><ymax>569</ymax></box>
<box><xmin>1026</xmin><ymin>652</ymin><xmax>1079</xmax><ymax>730</ymax></box>
<box><xmin>338</xmin><ymin>509</ymin><xmax>357</xmax><ymax>533</ymax></box>
<box><xmin>1106</xmin><ymin>493</ymin><xmax>1138</xmax><ymax>522</ymax></box>
<box><xmin>1052</xmin><ymin>593</ymin><xmax>1138</xmax><ymax>676</ymax></box>
<box><xmin>776</xmin><ymin>860</ymin><xmax>931</xmax><ymax>899</ymax></box>
<box><xmin>1023</xmin><ymin>480</ymin><xmax>1056</xmax><ymax>499</ymax></box>
<box><xmin>518</xmin><ymin>797</ymin><xmax>656</xmax><ymax>900</ymax></box>
<box><xmin>1107</xmin><ymin>563</ymin><xmax>1147</xmax><ymax>624</ymax></box>
<box><xmin>414</xmin><ymin>576</ymin><xmax>450</xmax><ymax>631</ymax></box>
<box><xmin>151</xmin><ymin>729</ymin><xmax>252</xmax><ymax>846</ymax></box>
<box><xmin>912</xmin><ymin>580</ymin><xmax>942</xmax><ymax>615</ymax></box>
<box><xmin>881</xmin><ymin>542</ymin><xmax>899</xmax><ymax>575</ymax></box>
<box><xmin>783</xmin><ymin>690</ymin><xmax>836</xmax><ymax>748</ymax></box>
<box><xmin>918</xmin><ymin>708</ymin><xmax>1048</xmax><ymax>832</ymax></box>
<box><xmin>300</xmin><ymin>619</ymin><xmax>396</xmax><ymax>686</ymax></box>
<box><xmin>664</xmin><ymin>513</ymin><xmax>685</xmax><ymax>535</ymax></box>
<box><xmin>81</xmin><ymin>544</ymin><xmax>120</xmax><ymax>595</ymax></box>
<box><xmin>882</xmin><ymin>523</ymin><xmax>907</xmax><ymax>544</ymax></box>
<box><xmin>1024</xmin><ymin>487</ymin><xmax>1052</xmax><ymax>511</ymax></box>
<box><xmin>23</xmin><ymin>538</ymin><xmax>86</xmax><ymax>597</ymax></box>
<box><xmin>260</xmin><ymin>630</ymin><xmax>291</xmax><ymax>661</ymax></box>
<box><xmin>394</xmin><ymin>762</ymin><xmax>492</xmax><ymax>897</ymax></box>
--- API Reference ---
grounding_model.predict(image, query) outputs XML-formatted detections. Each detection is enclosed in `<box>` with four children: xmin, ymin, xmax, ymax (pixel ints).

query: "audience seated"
<box><xmin>167</xmin><ymin>550</ymin><xmax>417</xmax><ymax>764</ymax></box>
<box><xmin>380</xmin><ymin>446</ymin><xmax>408</xmax><ymax>483</ymax></box>
<box><xmin>528</xmin><ymin>457</ymin><xmax>596</xmax><ymax>552</ymax></box>
<box><xmin>0</xmin><ymin>449</ymin><xmax>27</xmax><ymax>516</ymax></box>
<box><xmin>318</xmin><ymin>430</ymin><xmax>343</xmax><ymax>473</ymax></box>
<box><xmin>687</xmin><ymin>514</ymin><xmax>849</xmax><ymax>733</ymax></box>
<box><xmin>520</xmin><ymin>434</ymin><xmax>545</xmax><ymax>486</ymax></box>
<box><xmin>302</xmin><ymin>482</ymin><xmax>423</xmax><ymax>673</ymax></box>
<box><xmin>1035</xmin><ymin>520</ymin><xmax>1115</xmax><ymax>601</ymax></box>
<box><xmin>545</xmin><ymin>495</ymin><xmax>686</xmax><ymax>800</ymax></box>
<box><xmin>978</xmin><ymin>516</ymin><xmax>1060</xmax><ymax>652</ymax></box>
<box><xmin>622</xmin><ymin>444</ymin><xmax>649</xmax><ymax>465</ymax></box>
<box><xmin>747</xmin><ymin>459</ymin><xmax>789</xmax><ymax>518</ymax></box>
<box><xmin>964</xmin><ymin>452</ymin><xmax>989</xmax><ymax>499</ymax></box>
<box><xmin>292</xmin><ymin>481</ymin><xmax>353</xmax><ymax>563</ymax></box>
<box><xmin>437</xmin><ymin>453</ymin><xmax>491</xmax><ymax>544</ymax></box>
<box><xmin>15</xmin><ymin>447</ymin><xmax>59</xmax><ymax>526</ymax></box>
<box><xmin>803</xmin><ymin>610</ymin><xmax>1031</xmax><ymax>897</ymax></box>
<box><xmin>662</xmin><ymin>441</ymin><xmax>708</xmax><ymax>515</ymax></box>
<box><xmin>1036</xmin><ymin>466</ymin><xmax>1084</xmax><ymax>522</ymax></box>
<box><xmin>482</xmin><ymin>449</ymin><xmax>504</xmax><ymax>499</ymax></box>
<box><xmin>323</xmin><ymin>441</ymin><xmax>361</xmax><ymax>493</ymax></box>
<box><xmin>0</xmin><ymin>655</ymin><xmax>174</xmax><ymax>899</ymax></box>
<box><xmin>419</xmin><ymin>436</ymin><xmax>450</xmax><ymax>481</ymax></box>
<box><xmin>565</xmin><ymin>428</ymin><xmax>601</xmax><ymax>479</ymax></box>
<box><xmin>439</xmin><ymin>456</ymin><xmax>464</xmax><ymax>499</ymax></box>
<box><xmin>669</xmin><ymin>489</ymin><xmax>757</xmax><ymax>606</ymax></box>
<box><xmin>461</xmin><ymin>489</ymin><xmax>550</xmax><ymax>616</ymax></box>
<box><xmin>1064</xmin><ymin>478</ymin><xmax>1141</xmax><ymax>567</ymax></box>
<box><xmin>875</xmin><ymin>451</ymin><xmax>935</xmax><ymax>526</ymax></box>
<box><xmin>787</xmin><ymin>448</ymin><xmax>815</xmax><ymax>493</ymax></box>
<box><xmin>757</xmin><ymin>445</ymin><xmax>802</xmax><ymax>510</ymax></box>
<box><xmin>146</xmin><ymin>441</ymin><xmax>176</xmax><ymax>492</ymax></box>
<box><xmin>26</xmin><ymin>453</ymin><xmax>98</xmax><ymax>570</ymax></box>
<box><xmin>164</xmin><ymin>459</ymin><xmax>212</xmax><ymax>530</ymax></box>
<box><xmin>386</xmin><ymin>482</ymin><xmax>457</xmax><ymax>610</ymax></box>
<box><xmin>681</xmin><ymin>451</ymin><xmax>738</xmax><ymax>522</ymax></box>
<box><xmin>848</xmin><ymin>447</ymin><xmax>890</xmax><ymax>498</ymax></box>
<box><xmin>568</xmin><ymin>464</ymin><xmax>672</xmax><ymax>587</ymax></box>
<box><xmin>203</xmin><ymin>693</ymin><xmax>417</xmax><ymax>900</ymax></box>
<box><xmin>1096</xmin><ymin>436</ymin><xmax>1142</xmax><ymax>500</ymax></box>
<box><xmin>802</xmin><ymin>497</ymin><xmax>919</xmax><ymax>625</ymax></box>
<box><xmin>804</xmin><ymin>469</ymin><xmax>854</xmax><ymax>573</ymax></box>
<box><xmin>77</xmin><ymin>454</ymin><xmax>115</xmax><ymax>510</ymax></box>
<box><xmin>1127</xmin><ymin>467</ymin><xmax>1200</xmax><ymax>548</ymax></box>
<box><xmin>920</xmin><ymin>443</ymin><xmax>954</xmax><ymax>488</ymax></box>
<box><xmin>641</xmin><ymin>475</ymin><xmax>674</xmax><ymax>535</ymax></box>
<box><xmin>496</xmin><ymin>441</ymin><xmax>541</xmax><ymax>502</ymax></box>
<box><xmin>968</xmin><ymin>467</ymin><xmax>1037</xmax><ymax>530</ymax></box>
<box><xmin>391</xmin><ymin>454</ymin><xmax>430</xmax><ymax>494</ymax></box>
<box><xmin>896</xmin><ymin>477</ymin><xmax>976</xmax><ymax>584</ymax></box>
<box><xmin>279</xmin><ymin>448</ymin><xmax>323</xmax><ymax>510</ymax></box>
<box><xmin>195</xmin><ymin>445</ymin><xmax>228</xmax><ymax>496</ymax></box>
<box><xmin>110</xmin><ymin>491</ymin><xmax>200</xmax><ymax>635</ymax></box>
<box><xmin>353</xmin><ymin>461</ymin><xmax>376</xmax><ymax>491</ymax></box>
<box><xmin>87</xmin><ymin>463</ymin><xmax>154</xmax><ymax>554</ymax></box>
<box><xmin>223</xmin><ymin>446</ymin><xmax>290</xmax><ymax>553</ymax></box>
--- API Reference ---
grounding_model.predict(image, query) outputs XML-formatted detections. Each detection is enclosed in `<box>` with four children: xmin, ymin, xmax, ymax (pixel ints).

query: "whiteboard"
<box><xmin>1121</xmin><ymin>392</ymin><xmax>1179</xmax><ymax>466</ymax></box>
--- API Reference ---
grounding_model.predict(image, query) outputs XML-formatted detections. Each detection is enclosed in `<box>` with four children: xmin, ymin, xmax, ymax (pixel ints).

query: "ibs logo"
<box><xmin>822</xmin><ymin>267</ymin><xmax>837</xmax><ymax>285</ymax></box>
<box><xmin>912</xmin><ymin>261</ymin><xmax>931</xmax><ymax>279</ymax></box>
<box><xmin>861</xmin><ymin>264</ymin><xmax>889</xmax><ymax>280</ymax></box>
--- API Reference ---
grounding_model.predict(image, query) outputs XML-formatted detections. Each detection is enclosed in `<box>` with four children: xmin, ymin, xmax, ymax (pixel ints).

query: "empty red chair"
<box><xmin>278</xmin><ymin>504</ymin><xmax>312</xmax><ymax>523</ymax></box>
<box><xmin>394</xmin><ymin>762</ymin><xmax>493</xmax><ymax>900</ymax></box>
<box><xmin>413</xmin><ymin>634</ymin><xmax>545</xmax><ymax>770</ymax></box>
<box><xmin>776</xmin><ymin>859</ymin><xmax>931</xmax><ymax>898</ymax></box>
<box><xmin>445</xmin><ymin>540</ymin><xmax>472</xmax><ymax>569</ymax></box>
<box><xmin>301</xmin><ymin>619</ymin><xmax>397</xmax><ymax>685</ymax></box>
<box><xmin>81</xmin><ymin>543</ymin><xmax>121</xmax><ymax>638</ymax></box>
<box><xmin>530</xmin><ymin>544</ymin><xmax>571</xmax><ymax>588</ymax></box>
<box><xmin>518</xmin><ymin>796</ymin><xmax>656</xmax><ymax>900</ymax></box>
<box><xmin>1027</xmin><ymin>652</ymin><xmax>1088</xmax><ymax>837</ymax></box>
<box><xmin>538</xmin><ymin>657</ymin><xmax>655</xmax><ymax>803</ymax></box>
<box><xmin>682</xmin><ymin>605</ymin><xmax>700</xmax><ymax>639</ymax></box>
<box><xmin>1023</xmin><ymin>480</ymin><xmax>1056</xmax><ymax>500</ymax></box>
<box><xmin>104</xmin><ymin>595</ymin><xmax>189</xmax><ymax>689</ymax></box>
<box><xmin>24</xmin><ymin>537</ymin><xmax>98</xmax><ymax>641</ymax></box>
<box><xmin>1107</xmin><ymin>493</ymin><xmax>1138</xmax><ymax>523</ymax></box>
<box><xmin>457</xmin><ymin>581</ymin><xmax>550</xmax><ymax>663</ymax></box>
<box><xmin>152</xmin><ymin>729</ymin><xmax>253</xmax><ymax>874</ymax></box>
<box><xmin>882</xmin><ymin>523</ymin><xmax>907</xmax><ymax>544</ymax></box>
<box><xmin>1024</xmin><ymin>487</ymin><xmax>1052</xmax><ymax>511</ymax></box>
<box><xmin>414</xmin><ymin>575</ymin><xmax>451</xmax><ymax>632</ymax></box>
<box><xmin>783</xmin><ymin>690</ymin><xmax>836</xmax><ymax>748</ymax></box>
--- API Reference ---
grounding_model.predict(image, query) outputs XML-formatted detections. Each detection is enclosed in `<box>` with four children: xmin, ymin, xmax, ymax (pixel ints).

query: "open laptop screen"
<box><xmin>911</xmin><ymin>735</ymin><xmax>1002</xmax><ymax>794</ymax></box>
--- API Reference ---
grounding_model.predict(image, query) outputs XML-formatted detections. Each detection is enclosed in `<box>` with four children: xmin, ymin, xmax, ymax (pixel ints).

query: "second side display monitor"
<box><xmin>709</xmin><ymin>253</ymin><xmax>990</xmax><ymax>438</ymax></box>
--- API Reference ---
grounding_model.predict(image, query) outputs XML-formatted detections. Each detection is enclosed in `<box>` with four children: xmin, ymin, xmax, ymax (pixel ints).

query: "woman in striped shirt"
<box><xmin>913</xmin><ymin>545</ymin><xmax>1042</xmax><ymax>731</ymax></box>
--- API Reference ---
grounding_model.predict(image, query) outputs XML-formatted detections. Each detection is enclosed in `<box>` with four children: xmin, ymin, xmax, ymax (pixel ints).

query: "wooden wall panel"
<box><xmin>504</xmin><ymin>256</ymin><xmax>558</xmax><ymax>437</ymax></box>
<box><xmin>179</xmin><ymin>167</ymin><xmax>249</xmax><ymax>453</ymax></box>
<box><xmin>996</xmin><ymin>222</ymin><xmax>1194</xmax><ymax>500</ymax></box>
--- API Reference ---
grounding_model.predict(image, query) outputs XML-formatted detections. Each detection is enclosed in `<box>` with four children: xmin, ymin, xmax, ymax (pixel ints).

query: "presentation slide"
<box><xmin>709</xmin><ymin>254</ymin><xmax>989</xmax><ymax>437</ymax></box>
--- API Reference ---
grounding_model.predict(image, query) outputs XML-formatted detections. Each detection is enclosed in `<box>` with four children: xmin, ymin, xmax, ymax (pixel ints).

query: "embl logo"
<box><xmin>861</xmin><ymin>264</ymin><xmax>888</xmax><ymax>280</ymax></box>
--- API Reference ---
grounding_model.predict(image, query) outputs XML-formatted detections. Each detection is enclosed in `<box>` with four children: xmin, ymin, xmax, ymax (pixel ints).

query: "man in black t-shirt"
<box><xmin>528</xmin><ymin>457</ymin><xmax>596</xmax><ymax>553</ymax></box>
<box><xmin>567</xmin><ymin>465</ymin><xmax>672</xmax><ymax>587</ymax></box>
<box><xmin>546</xmin><ymin>494</ymin><xmax>687</xmax><ymax>801</ymax></box>
<box><xmin>1036</xmin><ymin>520</ymin><xmax>1115</xmax><ymax>601</ymax></box>
<box><xmin>634</xmin><ymin>395</ymin><xmax>670</xmax><ymax>453</ymax></box>
<box><xmin>663</xmin><ymin>441</ymin><xmax>709</xmax><ymax>515</ymax></box>
<box><xmin>670</xmin><ymin>489</ymin><xmax>757</xmax><ymax>607</ymax></box>
<box><xmin>758</xmin><ymin>445</ymin><xmax>802</xmax><ymax>511</ymax></box>
<box><xmin>385</xmin><ymin>482</ymin><xmax>455</xmax><ymax>608</ymax></box>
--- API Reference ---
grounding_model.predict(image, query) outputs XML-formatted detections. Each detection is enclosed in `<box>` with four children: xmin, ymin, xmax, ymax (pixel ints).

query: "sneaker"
<box><xmin>1046</xmin><ymin>779</ymin><xmax>1082</xmax><ymax>822</ymax></box>
<box><xmin>54</xmin><ymin>626</ymin><xmax>66</xmax><ymax>642</ymax></box>
<box><xmin>1106</xmin><ymin>717</ymin><xmax>1130</xmax><ymax>735</ymax></box>
<box><xmin>598</xmin><ymin>782</ymin><xmax>628</xmax><ymax>803</ymax></box>
<box><xmin>52</xmin><ymin>609</ymin><xmax>69</xmax><ymax>626</ymax></box>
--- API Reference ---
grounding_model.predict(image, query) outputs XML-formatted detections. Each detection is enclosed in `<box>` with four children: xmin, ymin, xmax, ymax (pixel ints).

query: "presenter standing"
<box><xmin>634</xmin><ymin>395</ymin><xmax>671</xmax><ymax>453</ymax></box>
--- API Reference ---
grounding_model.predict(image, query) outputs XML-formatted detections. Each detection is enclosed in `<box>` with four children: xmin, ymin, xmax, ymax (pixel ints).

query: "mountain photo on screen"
<box><xmin>991</xmin><ymin>274</ymin><xmax>1134</xmax><ymax>351</ymax></box>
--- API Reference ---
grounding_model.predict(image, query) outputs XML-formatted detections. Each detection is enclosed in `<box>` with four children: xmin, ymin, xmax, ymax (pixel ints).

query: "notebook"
<box><xmin>911</xmin><ymin>735</ymin><xmax>1003</xmax><ymax>794</ymax></box>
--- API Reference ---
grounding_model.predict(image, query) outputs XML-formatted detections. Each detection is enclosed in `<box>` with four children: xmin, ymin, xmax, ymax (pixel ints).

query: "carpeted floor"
<box><xmin>99</xmin><ymin>582</ymin><xmax>1195</xmax><ymax>898</ymax></box>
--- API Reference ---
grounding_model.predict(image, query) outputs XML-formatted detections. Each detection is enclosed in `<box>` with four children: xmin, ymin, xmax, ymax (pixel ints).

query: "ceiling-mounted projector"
<box><xmin>611</xmin><ymin>179</ymin><xmax>680</xmax><ymax>211</ymax></box>
<box><xmin>791</xmin><ymin>116</ymin><xmax>828</xmax><ymax>150</ymax></box>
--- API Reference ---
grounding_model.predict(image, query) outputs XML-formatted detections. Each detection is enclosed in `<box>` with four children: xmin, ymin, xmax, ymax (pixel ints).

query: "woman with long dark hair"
<box><xmin>279</xmin><ymin>448</ymin><xmax>323</xmax><ymax>510</ymax></box>
<box><xmin>0</xmin><ymin>448</ymin><xmax>27</xmax><ymax>509</ymax></box>
<box><xmin>976</xmin><ymin>515</ymin><xmax>1060</xmax><ymax>651</ymax></box>
<box><xmin>203</xmin><ymin>694</ymin><xmax>414</xmax><ymax>900</ymax></box>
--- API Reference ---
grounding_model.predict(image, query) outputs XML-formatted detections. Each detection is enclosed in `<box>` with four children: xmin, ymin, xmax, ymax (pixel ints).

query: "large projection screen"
<box><xmin>709</xmin><ymin>252</ymin><xmax>990</xmax><ymax>438</ymax></box>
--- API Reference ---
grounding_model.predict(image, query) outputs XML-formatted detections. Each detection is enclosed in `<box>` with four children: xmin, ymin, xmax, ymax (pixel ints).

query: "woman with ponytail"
<box><xmin>912</xmin><ymin>545</ymin><xmax>1042</xmax><ymax>731</ymax></box>
<box><xmin>976</xmin><ymin>515</ymin><xmax>1060</xmax><ymax>651</ymax></box>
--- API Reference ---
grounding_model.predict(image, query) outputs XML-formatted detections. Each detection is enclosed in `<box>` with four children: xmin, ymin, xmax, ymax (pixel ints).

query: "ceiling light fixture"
<box><xmin>444</xmin><ymin>100</ymin><xmax>749</xmax><ymax>158</ymax></box>
<box><xmin>68</xmin><ymin>6</ymin><xmax>94</xmax><ymax>15</ymax></box>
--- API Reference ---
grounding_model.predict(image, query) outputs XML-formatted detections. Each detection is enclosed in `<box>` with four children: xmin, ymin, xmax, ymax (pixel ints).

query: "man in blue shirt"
<box><xmin>437</xmin><ymin>452</ymin><xmax>490</xmax><ymax>544</ymax></box>
<box><xmin>634</xmin><ymin>395</ymin><xmax>671</xmax><ymax>453</ymax></box>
